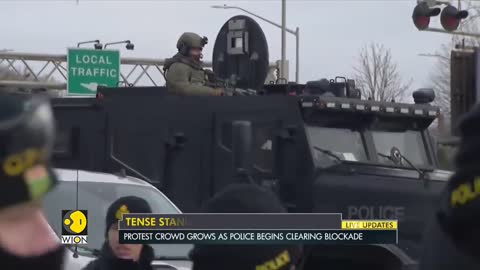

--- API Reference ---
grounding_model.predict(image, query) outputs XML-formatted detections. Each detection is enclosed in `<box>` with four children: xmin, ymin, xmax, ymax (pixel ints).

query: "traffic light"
<box><xmin>440</xmin><ymin>5</ymin><xmax>468</xmax><ymax>32</ymax></box>
<box><xmin>412</xmin><ymin>2</ymin><xmax>441</xmax><ymax>30</ymax></box>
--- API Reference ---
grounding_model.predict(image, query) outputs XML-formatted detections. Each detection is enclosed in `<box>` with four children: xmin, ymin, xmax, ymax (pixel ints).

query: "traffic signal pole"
<box><xmin>281</xmin><ymin>0</ymin><xmax>287</xmax><ymax>81</ymax></box>
<box><xmin>421</xmin><ymin>27</ymin><xmax>480</xmax><ymax>38</ymax></box>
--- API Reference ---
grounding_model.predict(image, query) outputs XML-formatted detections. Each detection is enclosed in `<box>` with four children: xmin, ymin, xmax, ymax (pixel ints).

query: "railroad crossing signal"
<box><xmin>440</xmin><ymin>5</ymin><xmax>469</xmax><ymax>32</ymax></box>
<box><xmin>412</xmin><ymin>1</ymin><xmax>468</xmax><ymax>32</ymax></box>
<box><xmin>67</xmin><ymin>48</ymin><xmax>120</xmax><ymax>96</ymax></box>
<box><xmin>412</xmin><ymin>2</ymin><xmax>440</xmax><ymax>30</ymax></box>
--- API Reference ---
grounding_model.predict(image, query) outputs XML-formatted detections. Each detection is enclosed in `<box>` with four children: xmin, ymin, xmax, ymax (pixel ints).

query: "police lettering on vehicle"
<box><xmin>347</xmin><ymin>205</ymin><xmax>405</xmax><ymax>221</ymax></box>
<box><xmin>450</xmin><ymin>177</ymin><xmax>480</xmax><ymax>207</ymax></box>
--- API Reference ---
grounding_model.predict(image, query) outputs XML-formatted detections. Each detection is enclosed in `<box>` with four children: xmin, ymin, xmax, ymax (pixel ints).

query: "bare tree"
<box><xmin>0</xmin><ymin>64</ymin><xmax>31</xmax><ymax>93</ymax></box>
<box><xmin>428</xmin><ymin>44</ymin><xmax>452</xmax><ymax>117</ymax></box>
<box><xmin>0</xmin><ymin>64</ymin><xmax>61</xmax><ymax>95</ymax></box>
<box><xmin>353</xmin><ymin>43</ymin><xmax>412</xmax><ymax>102</ymax></box>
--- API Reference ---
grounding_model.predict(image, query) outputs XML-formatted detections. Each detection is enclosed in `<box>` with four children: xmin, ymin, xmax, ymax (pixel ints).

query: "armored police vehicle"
<box><xmin>51</xmin><ymin>15</ymin><xmax>451</xmax><ymax>269</ymax></box>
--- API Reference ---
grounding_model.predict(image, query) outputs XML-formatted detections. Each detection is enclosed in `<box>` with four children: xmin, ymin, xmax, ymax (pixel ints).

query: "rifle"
<box><xmin>205</xmin><ymin>70</ymin><xmax>257</xmax><ymax>96</ymax></box>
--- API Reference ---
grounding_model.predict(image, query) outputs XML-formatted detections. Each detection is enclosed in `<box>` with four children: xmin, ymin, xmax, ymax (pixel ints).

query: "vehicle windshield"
<box><xmin>305</xmin><ymin>125</ymin><xmax>368</xmax><ymax>162</ymax></box>
<box><xmin>372</xmin><ymin>130</ymin><xmax>429</xmax><ymax>167</ymax></box>
<box><xmin>42</xmin><ymin>180</ymin><xmax>192</xmax><ymax>260</ymax></box>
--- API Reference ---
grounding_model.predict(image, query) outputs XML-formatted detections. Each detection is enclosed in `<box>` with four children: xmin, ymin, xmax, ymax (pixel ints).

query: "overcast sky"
<box><xmin>0</xmin><ymin>0</ymin><xmax>452</xmax><ymax>98</ymax></box>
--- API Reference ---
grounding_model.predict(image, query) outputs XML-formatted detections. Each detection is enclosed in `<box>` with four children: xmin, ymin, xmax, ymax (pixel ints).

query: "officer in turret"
<box><xmin>164</xmin><ymin>32</ymin><xmax>225</xmax><ymax>96</ymax></box>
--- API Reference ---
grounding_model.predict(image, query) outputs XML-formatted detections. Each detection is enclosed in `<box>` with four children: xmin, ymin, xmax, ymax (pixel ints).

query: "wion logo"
<box><xmin>61</xmin><ymin>210</ymin><xmax>88</xmax><ymax>245</ymax></box>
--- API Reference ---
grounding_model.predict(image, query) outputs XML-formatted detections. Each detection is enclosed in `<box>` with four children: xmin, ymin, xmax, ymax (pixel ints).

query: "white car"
<box><xmin>42</xmin><ymin>168</ymin><xmax>193</xmax><ymax>270</ymax></box>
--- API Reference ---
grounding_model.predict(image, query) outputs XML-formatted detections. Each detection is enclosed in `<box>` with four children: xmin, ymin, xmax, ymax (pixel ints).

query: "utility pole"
<box><xmin>295</xmin><ymin>26</ymin><xmax>299</xmax><ymax>83</ymax></box>
<box><xmin>281</xmin><ymin>0</ymin><xmax>287</xmax><ymax>81</ymax></box>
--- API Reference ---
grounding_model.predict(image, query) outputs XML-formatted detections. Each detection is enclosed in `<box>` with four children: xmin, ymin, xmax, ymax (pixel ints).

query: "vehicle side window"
<box><xmin>252</xmin><ymin>125</ymin><xmax>275</xmax><ymax>173</ymax></box>
<box><xmin>43</xmin><ymin>181</ymin><xmax>190</xmax><ymax>258</ymax></box>
<box><xmin>43</xmin><ymin>183</ymin><xmax>106</xmax><ymax>237</ymax></box>
<box><xmin>220</xmin><ymin>121</ymin><xmax>275</xmax><ymax>173</ymax></box>
<box><xmin>221</xmin><ymin>122</ymin><xmax>232</xmax><ymax>149</ymax></box>
<box><xmin>43</xmin><ymin>184</ymin><xmax>75</xmax><ymax>236</ymax></box>
<box><xmin>111</xmin><ymin>128</ymin><xmax>166</xmax><ymax>183</ymax></box>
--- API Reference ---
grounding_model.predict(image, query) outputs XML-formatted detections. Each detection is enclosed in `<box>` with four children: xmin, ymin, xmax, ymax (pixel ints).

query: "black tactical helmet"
<box><xmin>177</xmin><ymin>32</ymin><xmax>208</xmax><ymax>56</ymax></box>
<box><xmin>0</xmin><ymin>93</ymin><xmax>58</xmax><ymax>209</ymax></box>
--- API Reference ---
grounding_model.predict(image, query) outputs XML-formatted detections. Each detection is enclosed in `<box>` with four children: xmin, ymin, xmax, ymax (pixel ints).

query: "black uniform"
<box><xmin>421</xmin><ymin>104</ymin><xmax>480</xmax><ymax>268</ymax></box>
<box><xmin>190</xmin><ymin>184</ymin><xmax>303</xmax><ymax>270</ymax></box>
<box><xmin>83</xmin><ymin>242</ymin><xmax>154</xmax><ymax>270</ymax></box>
<box><xmin>0</xmin><ymin>246</ymin><xmax>65</xmax><ymax>270</ymax></box>
<box><xmin>82</xmin><ymin>196</ymin><xmax>155</xmax><ymax>270</ymax></box>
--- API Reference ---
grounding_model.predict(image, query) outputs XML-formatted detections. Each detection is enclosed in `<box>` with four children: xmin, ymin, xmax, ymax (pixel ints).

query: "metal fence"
<box><xmin>0</xmin><ymin>52</ymin><xmax>280</xmax><ymax>93</ymax></box>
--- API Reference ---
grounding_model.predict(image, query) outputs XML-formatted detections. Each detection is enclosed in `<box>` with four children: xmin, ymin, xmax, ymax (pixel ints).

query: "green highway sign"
<box><xmin>67</xmin><ymin>48</ymin><xmax>120</xmax><ymax>95</ymax></box>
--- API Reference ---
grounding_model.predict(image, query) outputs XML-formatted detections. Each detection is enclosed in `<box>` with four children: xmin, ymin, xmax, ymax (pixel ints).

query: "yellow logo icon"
<box><xmin>63</xmin><ymin>210</ymin><xmax>88</xmax><ymax>234</ymax></box>
<box><xmin>116</xmin><ymin>204</ymin><xmax>130</xmax><ymax>220</ymax></box>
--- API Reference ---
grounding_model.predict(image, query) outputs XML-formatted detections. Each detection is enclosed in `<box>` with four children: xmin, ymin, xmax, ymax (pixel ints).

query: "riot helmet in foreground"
<box><xmin>0</xmin><ymin>93</ymin><xmax>58</xmax><ymax>210</ymax></box>
<box><xmin>0</xmin><ymin>93</ymin><xmax>64</xmax><ymax>270</ymax></box>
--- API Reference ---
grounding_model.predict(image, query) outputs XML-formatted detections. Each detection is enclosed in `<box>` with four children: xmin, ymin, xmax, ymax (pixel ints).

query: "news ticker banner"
<box><xmin>118</xmin><ymin>214</ymin><xmax>398</xmax><ymax>245</ymax></box>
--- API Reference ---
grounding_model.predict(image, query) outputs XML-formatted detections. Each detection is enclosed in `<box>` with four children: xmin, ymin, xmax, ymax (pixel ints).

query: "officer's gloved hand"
<box><xmin>213</xmin><ymin>88</ymin><xmax>225</xmax><ymax>96</ymax></box>
<box><xmin>0</xmin><ymin>94</ymin><xmax>64</xmax><ymax>270</ymax></box>
<box><xmin>204</xmin><ymin>69</ymin><xmax>216</xmax><ymax>82</ymax></box>
<box><xmin>223</xmin><ymin>87</ymin><xmax>236</xmax><ymax>96</ymax></box>
<box><xmin>437</xmin><ymin>104</ymin><xmax>480</xmax><ymax>261</ymax></box>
